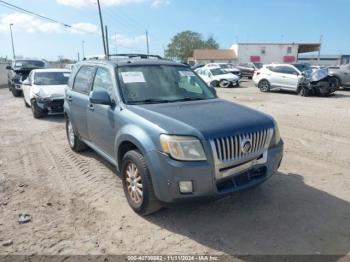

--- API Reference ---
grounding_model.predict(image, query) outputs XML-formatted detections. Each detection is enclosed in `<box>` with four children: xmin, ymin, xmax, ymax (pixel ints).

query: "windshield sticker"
<box><xmin>63</xmin><ymin>73</ymin><xmax>70</xmax><ymax>77</ymax></box>
<box><xmin>121</xmin><ymin>72</ymin><xmax>146</xmax><ymax>83</ymax></box>
<box><xmin>179</xmin><ymin>71</ymin><xmax>195</xmax><ymax>77</ymax></box>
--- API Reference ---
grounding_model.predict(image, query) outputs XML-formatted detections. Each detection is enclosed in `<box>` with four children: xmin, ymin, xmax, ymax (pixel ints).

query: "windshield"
<box><xmin>117</xmin><ymin>65</ymin><xmax>216</xmax><ymax>104</ymax></box>
<box><xmin>14</xmin><ymin>60</ymin><xmax>45</xmax><ymax>69</ymax></box>
<box><xmin>253</xmin><ymin>63</ymin><xmax>263</xmax><ymax>69</ymax></box>
<box><xmin>210</xmin><ymin>68</ymin><xmax>226</xmax><ymax>75</ymax></box>
<box><xmin>34</xmin><ymin>72</ymin><xmax>70</xmax><ymax>85</ymax></box>
<box><xmin>293</xmin><ymin>63</ymin><xmax>312</xmax><ymax>72</ymax></box>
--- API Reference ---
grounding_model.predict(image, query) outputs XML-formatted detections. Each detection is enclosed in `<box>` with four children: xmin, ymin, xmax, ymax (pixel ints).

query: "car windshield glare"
<box><xmin>34</xmin><ymin>72</ymin><xmax>70</xmax><ymax>85</ymax></box>
<box><xmin>117</xmin><ymin>65</ymin><xmax>216</xmax><ymax>104</ymax></box>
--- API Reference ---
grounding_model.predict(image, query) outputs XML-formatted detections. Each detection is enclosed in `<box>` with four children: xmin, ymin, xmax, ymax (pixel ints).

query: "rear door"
<box><xmin>268</xmin><ymin>66</ymin><xmax>286</xmax><ymax>88</ymax></box>
<box><xmin>86</xmin><ymin>66</ymin><xmax>118</xmax><ymax>157</ymax></box>
<box><xmin>67</xmin><ymin>65</ymin><xmax>96</xmax><ymax>140</ymax></box>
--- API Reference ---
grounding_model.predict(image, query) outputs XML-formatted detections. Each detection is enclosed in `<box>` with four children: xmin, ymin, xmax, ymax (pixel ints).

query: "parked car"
<box><xmin>64</xmin><ymin>54</ymin><xmax>283</xmax><ymax>215</ymax></box>
<box><xmin>65</xmin><ymin>63</ymin><xmax>76</xmax><ymax>71</ymax></box>
<box><xmin>195</xmin><ymin>67</ymin><xmax>240</xmax><ymax>88</ymax></box>
<box><xmin>328</xmin><ymin>64</ymin><xmax>350</xmax><ymax>88</ymax></box>
<box><xmin>205</xmin><ymin>63</ymin><xmax>242</xmax><ymax>78</ymax></box>
<box><xmin>22</xmin><ymin>69</ymin><xmax>70</xmax><ymax>118</ymax></box>
<box><xmin>236</xmin><ymin>62</ymin><xmax>263</xmax><ymax>79</ymax></box>
<box><xmin>253</xmin><ymin>63</ymin><xmax>337</xmax><ymax>96</ymax></box>
<box><xmin>6</xmin><ymin>59</ymin><xmax>47</xmax><ymax>97</ymax></box>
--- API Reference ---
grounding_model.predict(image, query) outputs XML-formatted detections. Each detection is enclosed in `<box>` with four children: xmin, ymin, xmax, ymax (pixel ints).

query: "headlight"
<box><xmin>160</xmin><ymin>135</ymin><xmax>207</xmax><ymax>161</ymax></box>
<box><xmin>270</xmin><ymin>120</ymin><xmax>281</xmax><ymax>147</ymax></box>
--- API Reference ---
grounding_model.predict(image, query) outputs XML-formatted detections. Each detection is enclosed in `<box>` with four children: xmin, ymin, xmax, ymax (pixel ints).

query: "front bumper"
<box><xmin>35</xmin><ymin>98</ymin><xmax>65</xmax><ymax>114</ymax></box>
<box><xmin>146</xmin><ymin>140</ymin><xmax>283</xmax><ymax>203</ymax></box>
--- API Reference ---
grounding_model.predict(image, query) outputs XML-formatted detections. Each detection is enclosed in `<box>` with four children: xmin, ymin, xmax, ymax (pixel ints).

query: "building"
<box><xmin>298</xmin><ymin>54</ymin><xmax>350</xmax><ymax>66</ymax></box>
<box><xmin>230</xmin><ymin>42</ymin><xmax>321</xmax><ymax>64</ymax></box>
<box><xmin>188</xmin><ymin>49</ymin><xmax>236</xmax><ymax>65</ymax></box>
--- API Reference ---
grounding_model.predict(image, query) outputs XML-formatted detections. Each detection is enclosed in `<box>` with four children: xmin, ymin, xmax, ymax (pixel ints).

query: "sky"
<box><xmin>0</xmin><ymin>0</ymin><xmax>349</xmax><ymax>60</ymax></box>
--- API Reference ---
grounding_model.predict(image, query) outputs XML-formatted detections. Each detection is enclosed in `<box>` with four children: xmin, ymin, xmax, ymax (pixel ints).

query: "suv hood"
<box><xmin>127</xmin><ymin>99</ymin><xmax>274</xmax><ymax>140</ymax></box>
<box><xmin>32</xmin><ymin>84</ymin><xmax>66</xmax><ymax>99</ymax></box>
<box><xmin>304</xmin><ymin>68</ymin><xmax>329</xmax><ymax>82</ymax></box>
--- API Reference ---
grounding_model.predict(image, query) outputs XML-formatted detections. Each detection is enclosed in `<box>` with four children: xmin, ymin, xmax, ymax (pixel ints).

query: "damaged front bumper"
<box><xmin>34</xmin><ymin>97</ymin><xmax>65</xmax><ymax>114</ymax></box>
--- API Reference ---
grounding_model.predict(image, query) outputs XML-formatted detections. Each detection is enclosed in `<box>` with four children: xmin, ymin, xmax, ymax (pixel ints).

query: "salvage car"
<box><xmin>253</xmin><ymin>63</ymin><xmax>337</xmax><ymax>96</ymax></box>
<box><xmin>195</xmin><ymin>67</ymin><xmax>240</xmax><ymax>88</ymax></box>
<box><xmin>64</xmin><ymin>54</ymin><xmax>283</xmax><ymax>215</ymax></box>
<box><xmin>6</xmin><ymin>59</ymin><xmax>47</xmax><ymax>97</ymax></box>
<box><xmin>236</xmin><ymin>62</ymin><xmax>262</xmax><ymax>79</ymax></box>
<box><xmin>22</xmin><ymin>69</ymin><xmax>70</xmax><ymax>118</ymax></box>
<box><xmin>328</xmin><ymin>64</ymin><xmax>350</xmax><ymax>88</ymax></box>
<box><xmin>205</xmin><ymin>63</ymin><xmax>242</xmax><ymax>78</ymax></box>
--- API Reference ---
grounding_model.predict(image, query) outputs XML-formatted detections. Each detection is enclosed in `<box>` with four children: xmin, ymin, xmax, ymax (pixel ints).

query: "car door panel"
<box><xmin>86</xmin><ymin>66</ymin><xmax>117</xmax><ymax>157</ymax></box>
<box><xmin>68</xmin><ymin>66</ymin><xmax>95</xmax><ymax>140</ymax></box>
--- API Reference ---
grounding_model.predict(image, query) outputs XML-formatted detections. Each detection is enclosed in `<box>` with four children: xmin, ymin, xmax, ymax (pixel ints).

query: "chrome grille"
<box><xmin>211</xmin><ymin>128</ymin><xmax>273</xmax><ymax>162</ymax></box>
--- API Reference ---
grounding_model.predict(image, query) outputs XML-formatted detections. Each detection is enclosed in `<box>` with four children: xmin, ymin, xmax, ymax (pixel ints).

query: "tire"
<box><xmin>121</xmin><ymin>150</ymin><xmax>161</xmax><ymax>215</ymax></box>
<box><xmin>258</xmin><ymin>80</ymin><xmax>270</xmax><ymax>92</ymax></box>
<box><xmin>31</xmin><ymin>100</ymin><xmax>45</xmax><ymax>118</ymax></box>
<box><xmin>329</xmin><ymin>76</ymin><xmax>340</xmax><ymax>90</ymax></box>
<box><xmin>210</xmin><ymin>80</ymin><xmax>219</xmax><ymax>88</ymax></box>
<box><xmin>298</xmin><ymin>87</ymin><xmax>311</xmax><ymax>97</ymax></box>
<box><xmin>219</xmin><ymin>79</ymin><xmax>230</xmax><ymax>88</ymax></box>
<box><xmin>11</xmin><ymin>86</ymin><xmax>22</xmax><ymax>97</ymax></box>
<box><xmin>66</xmin><ymin>117</ymin><xmax>87</xmax><ymax>152</ymax></box>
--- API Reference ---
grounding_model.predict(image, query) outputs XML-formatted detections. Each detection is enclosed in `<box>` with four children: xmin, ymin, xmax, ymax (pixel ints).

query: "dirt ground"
<box><xmin>0</xmin><ymin>81</ymin><xmax>350</xmax><ymax>256</ymax></box>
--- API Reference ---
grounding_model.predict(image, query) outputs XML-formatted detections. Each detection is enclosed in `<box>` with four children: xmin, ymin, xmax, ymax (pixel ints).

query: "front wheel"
<box><xmin>31</xmin><ymin>100</ymin><xmax>45</xmax><ymax>118</ymax></box>
<box><xmin>121</xmin><ymin>150</ymin><xmax>161</xmax><ymax>215</ymax></box>
<box><xmin>11</xmin><ymin>87</ymin><xmax>22</xmax><ymax>97</ymax></box>
<box><xmin>298</xmin><ymin>86</ymin><xmax>311</xmax><ymax>97</ymax></box>
<box><xmin>219</xmin><ymin>79</ymin><xmax>230</xmax><ymax>88</ymax></box>
<box><xmin>258</xmin><ymin>80</ymin><xmax>270</xmax><ymax>92</ymax></box>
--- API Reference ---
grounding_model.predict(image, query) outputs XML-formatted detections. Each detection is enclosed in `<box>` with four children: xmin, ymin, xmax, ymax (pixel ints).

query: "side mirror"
<box><xmin>22</xmin><ymin>78</ymin><xmax>31</xmax><ymax>85</ymax></box>
<box><xmin>6</xmin><ymin>65</ymin><xmax>11</xmax><ymax>70</ymax></box>
<box><xmin>89</xmin><ymin>90</ymin><xmax>113</xmax><ymax>106</ymax></box>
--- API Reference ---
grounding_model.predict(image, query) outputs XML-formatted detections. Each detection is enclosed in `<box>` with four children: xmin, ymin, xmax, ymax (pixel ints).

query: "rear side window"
<box><xmin>73</xmin><ymin>66</ymin><xmax>95</xmax><ymax>94</ymax></box>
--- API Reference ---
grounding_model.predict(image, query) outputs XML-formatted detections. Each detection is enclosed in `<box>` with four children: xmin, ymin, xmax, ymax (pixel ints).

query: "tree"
<box><xmin>165</xmin><ymin>31</ymin><xmax>219</xmax><ymax>62</ymax></box>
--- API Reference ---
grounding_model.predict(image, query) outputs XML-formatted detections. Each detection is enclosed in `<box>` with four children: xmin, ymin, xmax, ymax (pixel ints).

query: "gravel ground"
<box><xmin>0</xmin><ymin>81</ymin><xmax>350</xmax><ymax>256</ymax></box>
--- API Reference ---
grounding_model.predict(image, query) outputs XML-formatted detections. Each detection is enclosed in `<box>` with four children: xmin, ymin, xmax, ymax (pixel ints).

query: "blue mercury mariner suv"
<box><xmin>64</xmin><ymin>54</ymin><xmax>283</xmax><ymax>215</ymax></box>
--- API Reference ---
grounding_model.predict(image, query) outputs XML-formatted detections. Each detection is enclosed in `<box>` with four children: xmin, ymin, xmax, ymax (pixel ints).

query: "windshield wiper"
<box><xmin>171</xmin><ymin>97</ymin><xmax>206</xmax><ymax>102</ymax></box>
<box><xmin>129</xmin><ymin>99</ymin><xmax>171</xmax><ymax>105</ymax></box>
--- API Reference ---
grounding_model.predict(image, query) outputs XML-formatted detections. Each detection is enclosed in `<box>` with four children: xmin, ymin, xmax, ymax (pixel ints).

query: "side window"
<box><xmin>92</xmin><ymin>67</ymin><xmax>114</xmax><ymax>95</ymax></box>
<box><xmin>73</xmin><ymin>66</ymin><xmax>95</xmax><ymax>95</ymax></box>
<box><xmin>283</xmin><ymin>66</ymin><xmax>298</xmax><ymax>75</ymax></box>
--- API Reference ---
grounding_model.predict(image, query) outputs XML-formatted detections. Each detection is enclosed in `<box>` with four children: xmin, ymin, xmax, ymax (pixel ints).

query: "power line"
<box><xmin>0</xmin><ymin>0</ymin><xmax>71</xmax><ymax>27</ymax></box>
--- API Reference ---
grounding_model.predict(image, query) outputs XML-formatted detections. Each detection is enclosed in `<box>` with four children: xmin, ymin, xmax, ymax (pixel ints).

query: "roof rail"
<box><xmin>108</xmin><ymin>54</ymin><xmax>164</xmax><ymax>60</ymax></box>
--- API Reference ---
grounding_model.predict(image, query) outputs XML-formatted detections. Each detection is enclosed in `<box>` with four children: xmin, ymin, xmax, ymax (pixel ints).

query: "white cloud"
<box><xmin>56</xmin><ymin>0</ymin><xmax>169</xmax><ymax>8</ymax></box>
<box><xmin>112</xmin><ymin>34</ymin><xmax>146</xmax><ymax>47</ymax></box>
<box><xmin>0</xmin><ymin>12</ymin><xmax>98</xmax><ymax>35</ymax></box>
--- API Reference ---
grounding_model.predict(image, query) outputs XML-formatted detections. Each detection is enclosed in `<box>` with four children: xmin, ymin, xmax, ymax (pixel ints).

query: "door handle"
<box><xmin>66</xmin><ymin>96</ymin><xmax>73</xmax><ymax>102</ymax></box>
<box><xmin>88</xmin><ymin>104</ymin><xmax>94</xmax><ymax>111</ymax></box>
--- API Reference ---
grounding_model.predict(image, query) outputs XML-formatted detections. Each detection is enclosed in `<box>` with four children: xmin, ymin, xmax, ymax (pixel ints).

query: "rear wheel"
<box><xmin>66</xmin><ymin>117</ymin><xmax>87</xmax><ymax>152</ymax></box>
<box><xmin>258</xmin><ymin>80</ymin><xmax>270</xmax><ymax>92</ymax></box>
<box><xmin>121</xmin><ymin>150</ymin><xmax>161</xmax><ymax>215</ymax></box>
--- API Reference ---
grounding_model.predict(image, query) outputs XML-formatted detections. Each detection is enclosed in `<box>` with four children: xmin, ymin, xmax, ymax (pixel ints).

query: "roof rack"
<box><xmin>108</xmin><ymin>54</ymin><xmax>164</xmax><ymax>60</ymax></box>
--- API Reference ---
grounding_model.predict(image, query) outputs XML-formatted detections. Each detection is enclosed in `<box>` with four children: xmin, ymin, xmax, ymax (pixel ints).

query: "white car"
<box><xmin>22</xmin><ymin>69</ymin><xmax>71</xmax><ymax>118</ymax></box>
<box><xmin>205</xmin><ymin>63</ymin><xmax>241</xmax><ymax>78</ymax></box>
<box><xmin>253</xmin><ymin>63</ymin><xmax>337</xmax><ymax>96</ymax></box>
<box><xmin>195</xmin><ymin>67</ymin><xmax>240</xmax><ymax>88</ymax></box>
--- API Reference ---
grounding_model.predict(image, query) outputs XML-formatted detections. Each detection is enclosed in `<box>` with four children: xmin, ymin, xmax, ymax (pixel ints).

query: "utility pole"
<box><xmin>9</xmin><ymin>24</ymin><xmax>15</xmax><ymax>59</ymax></box>
<box><xmin>105</xmin><ymin>25</ymin><xmax>109</xmax><ymax>59</ymax></box>
<box><xmin>317</xmin><ymin>34</ymin><xmax>323</xmax><ymax>65</ymax></box>
<box><xmin>82</xmin><ymin>40</ymin><xmax>85</xmax><ymax>59</ymax></box>
<box><xmin>146</xmin><ymin>30</ymin><xmax>150</xmax><ymax>55</ymax></box>
<box><xmin>96</xmin><ymin>0</ymin><xmax>107</xmax><ymax>57</ymax></box>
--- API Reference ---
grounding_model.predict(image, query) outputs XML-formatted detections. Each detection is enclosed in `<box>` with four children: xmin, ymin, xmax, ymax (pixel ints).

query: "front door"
<box><xmin>86</xmin><ymin>66</ymin><xmax>118</xmax><ymax>157</ymax></box>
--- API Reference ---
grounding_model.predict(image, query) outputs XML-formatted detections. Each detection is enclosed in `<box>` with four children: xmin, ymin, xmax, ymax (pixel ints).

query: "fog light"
<box><xmin>179</xmin><ymin>181</ymin><xmax>193</xmax><ymax>194</ymax></box>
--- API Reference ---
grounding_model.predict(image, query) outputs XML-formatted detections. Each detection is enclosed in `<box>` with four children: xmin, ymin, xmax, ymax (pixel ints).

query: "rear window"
<box><xmin>73</xmin><ymin>66</ymin><xmax>95</xmax><ymax>94</ymax></box>
<box><xmin>14</xmin><ymin>60</ymin><xmax>45</xmax><ymax>68</ymax></box>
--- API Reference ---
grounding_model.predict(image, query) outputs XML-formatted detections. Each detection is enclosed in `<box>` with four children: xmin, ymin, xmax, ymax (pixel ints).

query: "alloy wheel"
<box><xmin>125</xmin><ymin>162</ymin><xmax>143</xmax><ymax>204</ymax></box>
<box><xmin>67</xmin><ymin>120</ymin><xmax>75</xmax><ymax>147</ymax></box>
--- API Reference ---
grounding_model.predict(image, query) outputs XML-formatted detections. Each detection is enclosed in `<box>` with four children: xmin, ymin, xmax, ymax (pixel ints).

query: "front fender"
<box><xmin>114</xmin><ymin>124</ymin><xmax>158</xmax><ymax>169</ymax></box>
